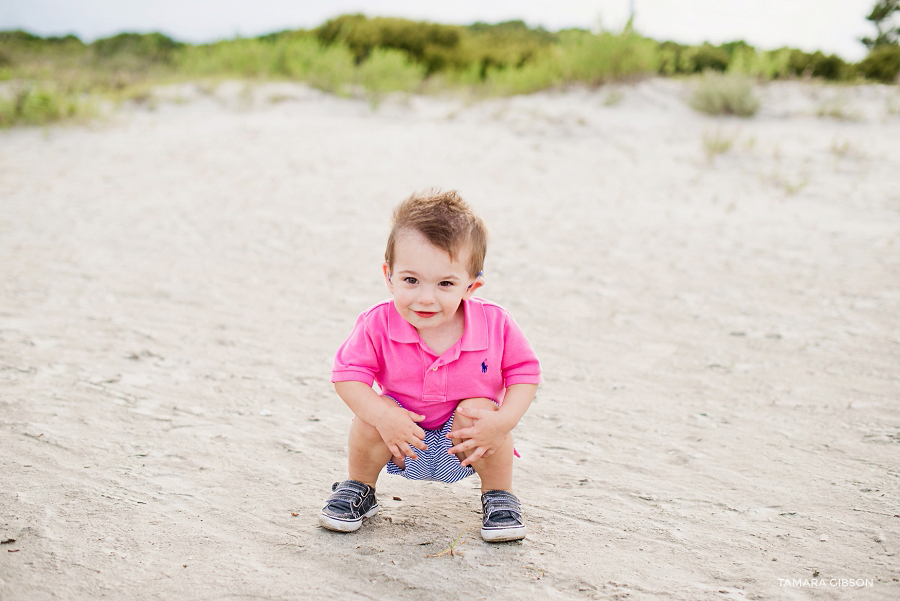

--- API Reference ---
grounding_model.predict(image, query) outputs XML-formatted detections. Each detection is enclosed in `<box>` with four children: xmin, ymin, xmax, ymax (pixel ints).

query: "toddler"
<box><xmin>319</xmin><ymin>189</ymin><xmax>541</xmax><ymax>542</ymax></box>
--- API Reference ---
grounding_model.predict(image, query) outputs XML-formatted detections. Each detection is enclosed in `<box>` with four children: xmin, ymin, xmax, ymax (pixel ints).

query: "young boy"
<box><xmin>319</xmin><ymin>190</ymin><xmax>541</xmax><ymax>542</ymax></box>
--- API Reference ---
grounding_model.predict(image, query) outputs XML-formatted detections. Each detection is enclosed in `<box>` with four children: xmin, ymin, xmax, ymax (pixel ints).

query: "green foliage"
<box><xmin>90</xmin><ymin>32</ymin><xmax>182</xmax><ymax>66</ymax></box>
<box><xmin>555</xmin><ymin>29</ymin><xmax>658</xmax><ymax>83</ymax></box>
<box><xmin>315</xmin><ymin>15</ymin><xmax>558</xmax><ymax>81</ymax></box>
<box><xmin>658</xmin><ymin>41</ymin><xmax>730</xmax><ymax>74</ymax></box>
<box><xmin>862</xmin><ymin>0</ymin><xmax>900</xmax><ymax>48</ymax></box>
<box><xmin>177</xmin><ymin>37</ymin><xmax>289</xmax><ymax>77</ymax></box>
<box><xmin>689</xmin><ymin>43</ymin><xmax>732</xmax><ymax>72</ymax></box>
<box><xmin>858</xmin><ymin>44</ymin><xmax>900</xmax><ymax>81</ymax></box>
<box><xmin>481</xmin><ymin>29</ymin><xmax>657</xmax><ymax>95</ymax></box>
<box><xmin>858</xmin><ymin>1</ymin><xmax>900</xmax><ymax>82</ymax></box>
<box><xmin>0</xmin><ymin>30</ymin><xmax>86</xmax><ymax>67</ymax></box>
<box><xmin>464</xmin><ymin>20</ymin><xmax>556</xmax><ymax>79</ymax></box>
<box><xmin>0</xmin><ymin>83</ymin><xmax>91</xmax><ymax>127</ymax></box>
<box><xmin>175</xmin><ymin>34</ymin><xmax>358</xmax><ymax>92</ymax></box>
<box><xmin>316</xmin><ymin>14</ymin><xmax>465</xmax><ymax>74</ymax></box>
<box><xmin>727</xmin><ymin>47</ymin><xmax>792</xmax><ymax>78</ymax></box>
<box><xmin>659</xmin><ymin>42</ymin><xmax>852</xmax><ymax>82</ymax></box>
<box><xmin>690</xmin><ymin>71</ymin><xmax>760</xmax><ymax>117</ymax></box>
<box><xmin>1</xmin><ymin>13</ymin><xmax>897</xmax><ymax>129</ymax></box>
<box><xmin>786</xmin><ymin>50</ymin><xmax>849</xmax><ymax>79</ymax></box>
<box><xmin>356</xmin><ymin>47</ymin><xmax>425</xmax><ymax>98</ymax></box>
<box><xmin>483</xmin><ymin>53</ymin><xmax>561</xmax><ymax>95</ymax></box>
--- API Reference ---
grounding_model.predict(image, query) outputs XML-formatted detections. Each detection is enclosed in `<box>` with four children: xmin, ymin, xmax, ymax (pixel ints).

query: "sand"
<box><xmin>1</xmin><ymin>78</ymin><xmax>898</xmax><ymax>600</ymax></box>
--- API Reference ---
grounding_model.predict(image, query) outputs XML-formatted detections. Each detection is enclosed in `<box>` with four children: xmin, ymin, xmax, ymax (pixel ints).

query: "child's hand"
<box><xmin>445</xmin><ymin>407</ymin><xmax>513</xmax><ymax>467</ymax></box>
<box><xmin>373</xmin><ymin>405</ymin><xmax>428</xmax><ymax>464</ymax></box>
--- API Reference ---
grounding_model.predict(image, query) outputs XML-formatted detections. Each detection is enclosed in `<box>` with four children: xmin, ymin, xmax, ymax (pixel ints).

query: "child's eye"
<box><xmin>402</xmin><ymin>277</ymin><xmax>418</xmax><ymax>285</ymax></box>
<box><xmin>438</xmin><ymin>281</ymin><xmax>454</xmax><ymax>287</ymax></box>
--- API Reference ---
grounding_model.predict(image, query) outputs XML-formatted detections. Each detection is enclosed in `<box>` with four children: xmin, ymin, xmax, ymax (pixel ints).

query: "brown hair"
<box><xmin>385</xmin><ymin>189</ymin><xmax>487</xmax><ymax>277</ymax></box>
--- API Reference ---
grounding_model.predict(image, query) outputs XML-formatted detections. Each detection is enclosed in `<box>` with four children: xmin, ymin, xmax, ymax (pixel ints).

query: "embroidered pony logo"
<box><xmin>481</xmin><ymin>361</ymin><xmax>488</xmax><ymax>374</ymax></box>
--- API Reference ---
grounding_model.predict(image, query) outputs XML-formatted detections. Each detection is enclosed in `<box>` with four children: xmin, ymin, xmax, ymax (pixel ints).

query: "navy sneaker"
<box><xmin>318</xmin><ymin>480</ymin><xmax>379</xmax><ymax>532</ymax></box>
<box><xmin>480</xmin><ymin>490</ymin><xmax>526</xmax><ymax>542</ymax></box>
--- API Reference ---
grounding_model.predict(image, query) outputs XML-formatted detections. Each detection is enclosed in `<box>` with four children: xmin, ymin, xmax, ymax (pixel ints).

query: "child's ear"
<box><xmin>463</xmin><ymin>274</ymin><xmax>484</xmax><ymax>300</ymax></box>
<box><xmin>382</xmin><ymin>262</ymin><xmax>394</xmax><ymax>293</ymax></box>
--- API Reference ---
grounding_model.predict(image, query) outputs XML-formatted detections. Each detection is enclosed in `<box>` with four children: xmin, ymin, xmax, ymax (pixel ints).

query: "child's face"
<box><xmin>383</xmin><ymin>230</ymin><xmax>483</xmax><ymax>335</ymax></box>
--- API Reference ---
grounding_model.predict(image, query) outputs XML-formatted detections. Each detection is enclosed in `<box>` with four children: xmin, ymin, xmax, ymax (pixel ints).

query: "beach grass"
<box><xmin>701</xmin><ymin>128</ymin><xmax>737</xmax><ymax>161</ymax></box>
<box><xmin>690</xmin><ymin>71</ymin><xmax>760</xmax><ymax>117</ymax></box>
<box><xmin>0</xmin><ymin>15</ymin><xmax>894</xmax><ymax>127</ymax></box>
<box><xmin>0</xmin><ymin>81</ymin><xmax>96</xmax><ymax>127</ymax></box>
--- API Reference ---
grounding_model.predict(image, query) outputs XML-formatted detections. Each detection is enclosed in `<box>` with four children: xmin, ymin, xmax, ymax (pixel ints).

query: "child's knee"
<box><xmin>453</xmin><ymin>397</ymin><xmax>497</xmax><ymax>429</ymax></box>
<box><xmin>349</xmin><ymin>416</ymin><xmax>382</xmax><ymax>444</ymax></box>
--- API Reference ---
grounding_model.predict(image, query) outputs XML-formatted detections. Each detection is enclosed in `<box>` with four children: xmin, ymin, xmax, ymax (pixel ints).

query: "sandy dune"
<box><xmin>1</xmin><ymin>79</ymin><xmax>899</xmax><ymax>600</ymax></box>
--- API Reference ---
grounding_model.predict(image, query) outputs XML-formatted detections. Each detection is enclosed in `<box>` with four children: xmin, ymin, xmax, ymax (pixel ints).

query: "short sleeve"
<box><xmin>332</xmin><ymin>312</ymin><xmax>381</xmax><ymax>386</ymax></box>
<box><xmin>500</xmin><ymin>313</ymin><xmax>542</xmax><ymax>387</ymax></box>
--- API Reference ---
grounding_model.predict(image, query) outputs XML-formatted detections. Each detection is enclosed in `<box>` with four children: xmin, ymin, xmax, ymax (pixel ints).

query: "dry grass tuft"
<box><xmin>702</xmin><ymin>128</ymin><xmax>738</xmax><ymax>161</ymax></box>
<box><xmin>689</xmin><ymin>71</ymin><xmax>760</xmax><ymax>117</ymax></box>
<box><xmin>815</xmin><ymin>98</ymin><xmax>861</xmax><ymax>121</ymax></box>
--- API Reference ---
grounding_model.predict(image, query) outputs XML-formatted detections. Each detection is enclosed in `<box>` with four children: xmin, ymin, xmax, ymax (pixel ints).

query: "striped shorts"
<box><xmin>385</xmin><ymin>408</ymin><xmax>476</xmax><ymax>483</ymax></box>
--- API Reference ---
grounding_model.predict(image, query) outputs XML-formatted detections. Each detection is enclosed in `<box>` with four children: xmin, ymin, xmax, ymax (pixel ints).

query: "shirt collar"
<box><xmin>386</xmin><ymin>298</ymin><xmax>489</xmax><ymax>351</ymax></box>
<box><xmin>387</xmin><ymin>301</ymin><xmax>420</xmax><ymax>343</ymax></box>
<box><xmin>459</xmin><ymin>297</ymin><xmax>489</xmax><ymax>351</ymax></box>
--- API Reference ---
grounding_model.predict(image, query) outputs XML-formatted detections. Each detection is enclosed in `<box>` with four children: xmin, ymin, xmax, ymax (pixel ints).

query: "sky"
<box><xmin>0</xmin><ymin>0</ymin><xmax>882</xmax><ymax>61</ymax></box>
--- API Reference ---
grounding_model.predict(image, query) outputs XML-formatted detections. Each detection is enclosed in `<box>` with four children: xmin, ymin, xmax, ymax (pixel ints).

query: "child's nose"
<box><xmin>418</xmin><ymin>286</ymin><xmax>436</xmax><ymax>304</ymax></box>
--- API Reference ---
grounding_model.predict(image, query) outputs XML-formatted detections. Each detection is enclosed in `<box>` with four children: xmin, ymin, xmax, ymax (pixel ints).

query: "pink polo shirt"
<box><xmin>332</xmin><ymin>297</ymin><xmax>541</xmax><ymax>430</ymax></box>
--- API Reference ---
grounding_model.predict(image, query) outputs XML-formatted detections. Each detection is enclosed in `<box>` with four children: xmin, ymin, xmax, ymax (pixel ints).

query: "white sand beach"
<box><xmin>1</xmin><ymin>79</ymin><xmax>899</xmax><ymax>600</ymax></box>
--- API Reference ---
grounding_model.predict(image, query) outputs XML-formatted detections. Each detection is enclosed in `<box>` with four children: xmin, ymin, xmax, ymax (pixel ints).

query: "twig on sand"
<box><xmin>426</xmin><ymin>533</ymin><xmax>468</xmax><ymax>558</ymax></box>
<box><xmin>526</xmin><ymin>565</ymin><xmax>544</xmax><ymax>579</ymax></box>
<box><xmin>851</xmin><ymin>508</ymin><xmax>900</xmax><ymax>518</ymax></box>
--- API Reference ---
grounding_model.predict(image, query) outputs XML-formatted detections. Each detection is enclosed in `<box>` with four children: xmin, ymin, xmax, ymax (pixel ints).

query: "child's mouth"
<box><xmin>414</xmin><ymin>311</ymin><xmax>438</xmax><ymax>318</ymax></box>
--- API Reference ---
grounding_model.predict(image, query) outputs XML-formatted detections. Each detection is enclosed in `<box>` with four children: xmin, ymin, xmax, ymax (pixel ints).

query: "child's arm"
<box><xmin>334</xmin><ymin>380</ymin><xmax>429</xmax><ymax>462</ymax></box>
<box><xmin>445</xmin><ymin>383</ymin><xmax>538</xmax><ymax>466</ymax></box>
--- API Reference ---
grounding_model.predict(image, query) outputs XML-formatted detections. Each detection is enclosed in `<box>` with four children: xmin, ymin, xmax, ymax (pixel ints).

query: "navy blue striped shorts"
<box><xmin>384</xmin><ymin>402</ymin><xmax>476</xmax><ymax>483</ymax></box>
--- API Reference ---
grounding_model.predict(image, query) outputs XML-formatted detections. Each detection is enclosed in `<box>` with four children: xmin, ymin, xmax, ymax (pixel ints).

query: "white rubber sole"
<box><xmin>481</xmin><ymin>525</ymin><xmax>527</xmax><ymax>542</ymax></box>
<box><xmin>318</xmin><ymin>505</ymin><xmax>379</xmax><ymax>532</ymax></box>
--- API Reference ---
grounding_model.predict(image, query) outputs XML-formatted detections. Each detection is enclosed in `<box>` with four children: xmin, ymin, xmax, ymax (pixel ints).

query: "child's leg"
<box><xmin>451</xmin><ymin>398</ymin><xmax>514</xmax><ymax>493</ymax></box>
<box><xmin>347</xmin><ymin>417</ymin><xmax>394</xmax><ymax>488</ymax></box>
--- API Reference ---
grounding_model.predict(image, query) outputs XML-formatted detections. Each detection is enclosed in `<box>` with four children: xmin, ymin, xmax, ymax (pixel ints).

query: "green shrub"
<box><xmin>481</xmin><ymin>29</ymin><xmax>657</xmax><ymax>95</ymax></box>
<box><xmin>658</xmin><ymin>41</ymin><xmax>731</xmax><ymax>74</ymax></box>
<box><xmin>301</xmin><ymin>43</ymin><xmax>356</xmax><ymax>93</ymax></box>
<box><xmin>176</xmin><ymin>38</ymin><xmax>285</xmax><ymax>77</ymax></box>
<box><xmin>858</xmin><ymin>44</ymin><xmax>900</xmax><ymax>82</ymax></box>
<box><xmin>483</xmin><ymin>52</ymin><xmax>561</xmax><ymax>95</ymax></box>
<box><xmin>174</xmin><ymin>34</ymin><xmax>358</xmax><ymax>91</ymax></box>
<box><xmin>727</xmin><ymin>47</ymin><xmax>792</xmax><ymax>79</ymax></box>
<box><xmin>690</xmin><ymin>71</ymin><xmax>760</xmax><ymax>117</ymax></box>
<box><xmin>316</xmin><ymin>14</ymin><xmax>465</xmax><ymax>74</ymax></box>
<box><xmin>315</xmin><ymin>15</ymin><xmax>558</xmax><ymax>80</ymax></box>
<box><xmin>0</xmin><ymin>83</ymin><xmax>90</xmax><ymax>127</ymax></box>
<box><xmin>690</xmin><ymin>43</ymin><xmax>731</xmax><ymax>72</ymax></box>
<box><xmin>555</xmin><ymin>29</ymin><xmax>658</xmax><ymax>84</ymax></box>
<box><xmin>786</xmin><ymin>50</ymin><xmax>848</xmax><ymax>79</ymax></box>
<box><xmin>0</xmin><ymin>30</ymin><xmax>87</xmax><ymax>73</ymax></box>
<box><xmin>463</xmin><ymin>20</ymin><xmax>555</xmax><ymax>79</ymax></box>
<box><xmin>657</xmin><ymin>43</ymin><xmax>681</xmax><ymax>75</ymax></box>
<box><xmin>357</xmin><ymin>47</ymin><xmax>426</xmax><ymax>98</ymax></box>
<box><xmin>787</xmin><ymin>49</ymin><xmax>812</xmax><ymax>76</ymax></box>
<box><xmin>809</xmin><ymin>52</ymin><xmax>848</xmax><ymax>79</ymax></box>
<box><xmin>90</xmin><ymin>32</ymin><xmax>182</xmax><ymax>65</ymax></box>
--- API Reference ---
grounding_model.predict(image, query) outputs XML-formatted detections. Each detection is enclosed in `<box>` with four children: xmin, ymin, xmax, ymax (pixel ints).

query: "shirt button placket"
<box><xmin>424</xmin><ymin>361</ymin><xmax>445</xmax><ymax>402</ymax></box>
